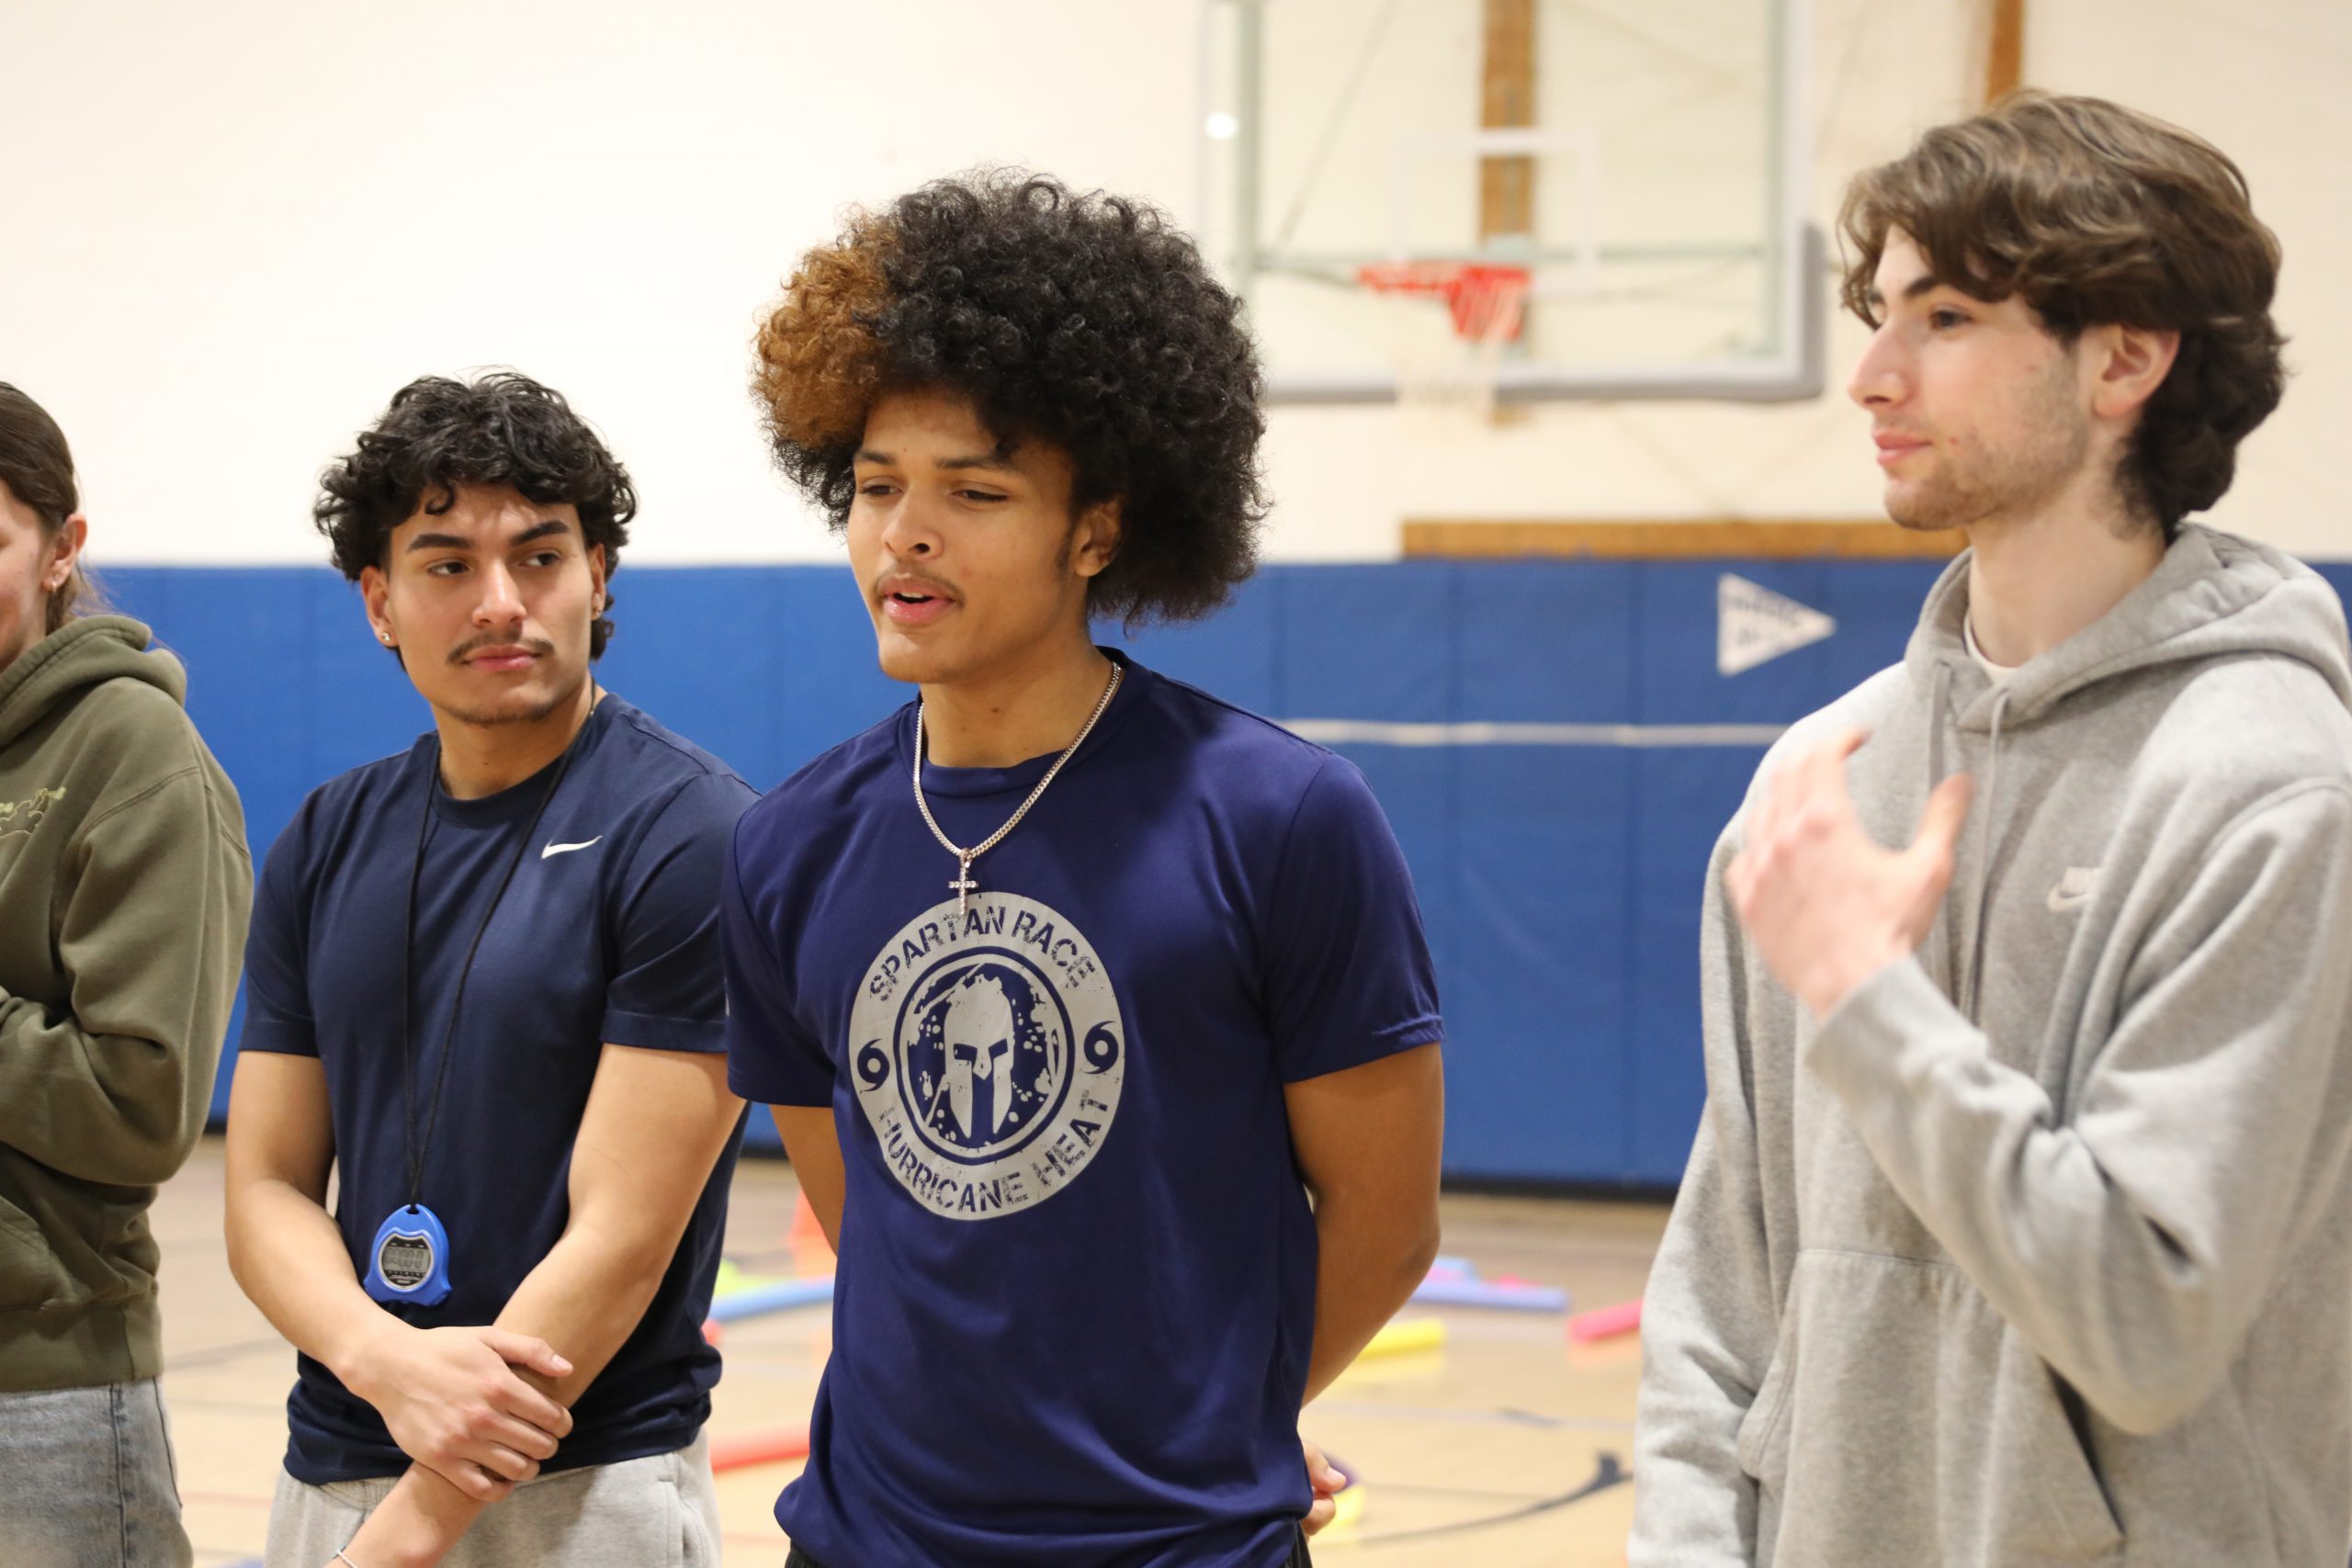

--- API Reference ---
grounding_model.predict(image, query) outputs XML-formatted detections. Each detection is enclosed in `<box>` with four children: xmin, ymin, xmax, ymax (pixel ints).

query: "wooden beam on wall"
<box><xmin>1984</xmin><ymin>0</ymin><xmax>2026</xmax><ymax>104</ymax></box>
<box><xmin>1479</xmin><ymin>0</ymin><xmax>1537</xmax><ymax>242</ymax></box>
<box><xmin>1403</xmin><ymin>520</ymin><xmax>1966</xmax><ymax>560</ymax></box>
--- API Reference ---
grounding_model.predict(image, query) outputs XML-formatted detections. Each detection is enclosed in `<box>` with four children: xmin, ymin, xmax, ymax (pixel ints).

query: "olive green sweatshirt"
<box><xmin>0</xmin><ymin>615</ymin><xmax>251</xmax><ymax>1391</ymax></box>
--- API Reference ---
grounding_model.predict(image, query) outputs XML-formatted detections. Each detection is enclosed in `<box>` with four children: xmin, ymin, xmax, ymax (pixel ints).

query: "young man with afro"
<box><xmin>722</xmin><ymin>173</ymin><xmax>1446</xmax><ymax>1567</ymax></box>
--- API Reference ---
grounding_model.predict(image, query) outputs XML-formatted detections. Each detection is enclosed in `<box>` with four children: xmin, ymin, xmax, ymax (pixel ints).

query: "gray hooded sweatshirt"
<box><xmin>1632</xmin><ymin>526</ymin><xmax>2352</xmax><ymax>1567</ymax></box>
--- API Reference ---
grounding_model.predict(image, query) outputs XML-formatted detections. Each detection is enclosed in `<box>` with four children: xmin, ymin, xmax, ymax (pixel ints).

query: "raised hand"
<box><xmin>1726</xmin><ymin>728</ymin><xmax>1973</xmax><ymax>1019</ymax></box>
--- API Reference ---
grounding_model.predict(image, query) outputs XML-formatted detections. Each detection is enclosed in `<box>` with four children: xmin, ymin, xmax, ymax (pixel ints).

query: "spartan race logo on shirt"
<box><xmin>849</xmin><ymin>893</ymin><xmax>1125</xmax><ymax>1221</ymax></box>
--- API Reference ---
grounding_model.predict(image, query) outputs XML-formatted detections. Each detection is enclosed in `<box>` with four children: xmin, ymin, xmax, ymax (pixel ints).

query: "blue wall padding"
<box><xmin>1456</xmin><ymin>560</ymin><xmax>1640</xmax><ymax>723</ymax></box>
<box><xmin>2324</xmin><ymin>565</ymin><xmax>2352</xmax><ymax>609</ymax></box>
<box><xmin>108</xmin><ymin>555</ymin><xmax>2346</xmax><ymax>1187</ymax></box>
<box><xmin>1279</xmin><ymin>565</ymin><xmax>1455</xmax><ymax>722</ymax></box>
<box><xmin>1643</xmin><ymin>562</ymin><xmax>1820</xmax><ymax>724</ymax></box>
<box><xmin>1148</xmin><ymin>570</ymin><xmax>1284</xmax><ymax>716</ymax></box>
<box><xmin>1454</xmin><ymin>745</ymin><xmax>1635</xmax><ymax>1176</ymax></box>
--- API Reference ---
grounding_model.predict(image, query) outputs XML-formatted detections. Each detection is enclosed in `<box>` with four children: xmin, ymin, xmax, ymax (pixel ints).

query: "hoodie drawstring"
<box><xmin>1960</xmin><ymin>686</ymin><xmax>2010</xmax><ymax>1023</ymax></box>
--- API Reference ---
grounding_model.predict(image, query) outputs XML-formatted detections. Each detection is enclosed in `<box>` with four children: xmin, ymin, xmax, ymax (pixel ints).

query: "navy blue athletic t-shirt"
<box><xmin>241</xmin><ymin>694</ymin><xmax>755</xmax><ymax>1484</ymax></box>
<box><xmin>723</xmin><ymin>654</ymin><xmax>1442</xmax><ymax>1568</ymax></box>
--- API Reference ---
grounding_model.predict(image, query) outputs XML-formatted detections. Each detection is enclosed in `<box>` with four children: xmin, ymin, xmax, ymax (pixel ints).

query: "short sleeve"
<box><xmin>239</xmin><ymin>811</ymin><xmax>320</xmax><ymax>1057</ymax></box>
<box><xmin>601</xmin><ymin>772</ymin><xmax>755</xmax><ymax>1053</ymax></box>
<box><xmin>1263</xmin><ymin>755</ymin><xmax>1442</xmax><ymax>1082</ymax></box>
<box><xmin>722</xmin><ymin>820</ymin><xmax>835</xmax><ymax>1107</ymax></box>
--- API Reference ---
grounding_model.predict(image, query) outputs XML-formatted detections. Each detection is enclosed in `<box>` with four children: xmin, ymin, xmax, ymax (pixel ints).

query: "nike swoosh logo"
<box><xmin>2047</xmin><ymin>867</ymin><xmax>2101</xmax><ymax>914</ymax></box>
<box><xmin>541</xmin><ymin>837</ymin><xmax>603</xmax><ymax>859</ymax></box>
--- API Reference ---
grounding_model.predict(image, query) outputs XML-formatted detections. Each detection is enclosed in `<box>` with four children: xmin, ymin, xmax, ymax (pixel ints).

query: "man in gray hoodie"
<box><xmin>1632</xmin><ymin>93</ymin><xmax>2351</xmax><ymax>1566</ymax></box>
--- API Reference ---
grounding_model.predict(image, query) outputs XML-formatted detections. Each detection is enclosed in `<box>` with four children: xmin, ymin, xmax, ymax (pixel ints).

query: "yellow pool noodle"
<box><xmin>1327</xmin><ymin>1482</ymin><xmax>1369</xmax><ymax>1537</ymax></box>
<box><xmin>1361</xmin><ymin>1317</ymin><xmax>1447</xmax><ymax>1359</ymax></box>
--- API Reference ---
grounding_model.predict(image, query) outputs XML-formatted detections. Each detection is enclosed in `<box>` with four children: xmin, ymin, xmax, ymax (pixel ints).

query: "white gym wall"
<box><xmin>2</xmin><ymin>0</ymin><xmax>2344</xmax><ymax>566</ymax></box>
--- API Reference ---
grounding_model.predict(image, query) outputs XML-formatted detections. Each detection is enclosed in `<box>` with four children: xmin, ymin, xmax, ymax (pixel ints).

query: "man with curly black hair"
<box><xmin>724</xmin><ymin>173</ymin><xmax>1446</xmax><ymax>1567</ymax></box>
<box><xmin>224</xmin><ymin>372</ymin><xmax>755</xmax><ymax>1568</ymax></box>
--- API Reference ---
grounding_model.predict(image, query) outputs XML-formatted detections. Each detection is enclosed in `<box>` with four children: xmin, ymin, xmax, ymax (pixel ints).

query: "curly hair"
<box><xmin>752</xmin><ymin>171</ymin><xmax>1268</xmax><ymax>625</ymax></box>
<box><xmin>1841</xmin><ymin>91</ymin><xmax>2284</xmax><ymax>538</ymax></box>
<box><xmin>315</xmin><ymin>372</ymin><xmax>636</xmax><ymax>657</ymax></box>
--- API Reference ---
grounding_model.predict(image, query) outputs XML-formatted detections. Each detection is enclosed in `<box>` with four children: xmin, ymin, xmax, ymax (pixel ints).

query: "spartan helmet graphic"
<box><xmin>940</xmin><ymin>973</ymin><xmax>1016</xmax><ymax>1145</ymax></box>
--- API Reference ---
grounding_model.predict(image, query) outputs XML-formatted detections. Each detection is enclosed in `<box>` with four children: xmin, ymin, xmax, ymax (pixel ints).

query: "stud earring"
<box><xmin>378</xmin><ymin>631</ymin><xmax>393</xmax><ymax>645</ymax></box>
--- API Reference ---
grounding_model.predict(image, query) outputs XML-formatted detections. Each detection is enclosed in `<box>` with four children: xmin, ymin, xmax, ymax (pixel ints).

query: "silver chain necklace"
<box><xmin>914</xmin><ymin>663</ymin><xmax>1125</xmax><ymax>920</ymax></box>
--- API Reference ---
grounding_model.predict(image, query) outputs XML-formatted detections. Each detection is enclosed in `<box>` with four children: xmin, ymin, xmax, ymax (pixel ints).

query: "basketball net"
<box><xmin>1356</xmin><ymin>261</ymin><xmax>1532</xmax><ymax>435</ymax></box>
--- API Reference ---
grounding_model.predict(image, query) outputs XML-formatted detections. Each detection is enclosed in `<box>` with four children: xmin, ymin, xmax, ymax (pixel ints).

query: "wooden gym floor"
<box><xmin>157</xmin><ymin>1136</ymin><xmax>1665</xmax><ymax>1566</ymax></box>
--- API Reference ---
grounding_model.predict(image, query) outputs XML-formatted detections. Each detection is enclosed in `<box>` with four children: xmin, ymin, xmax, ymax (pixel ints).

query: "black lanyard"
<box><xmin>396</xmin><ymin>712</ymin><xmax>592</xmax><ymax>1208</ymax></box>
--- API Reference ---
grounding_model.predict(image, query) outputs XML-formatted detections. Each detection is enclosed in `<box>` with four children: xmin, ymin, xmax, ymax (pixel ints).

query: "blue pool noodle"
<box><xmin>708</xmin><ymin>1277</ymin><xmax>835</xmax><ymax>1323</ymax></box>
<box><xmin>1409</xmin><ymin>1276</ymin><xmax>1568</xmax><ymax>1313</ymax></box>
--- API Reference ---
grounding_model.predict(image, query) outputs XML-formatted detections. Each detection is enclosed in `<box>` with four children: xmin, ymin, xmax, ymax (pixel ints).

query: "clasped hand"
<box><xmin>1302</xmin><ymin>1434</ymin><xmax>1344</xmax><ymax>1535</ymax></box>
<box><xmin>1726</xmin><ymin>728</ymin><xmax>1972</xmax><ymax>1019</ymax></box>
<box><xmin>345</xmin><ymin>1323</ymin><xmax>576</xmax><ymax>1501</ymax></box>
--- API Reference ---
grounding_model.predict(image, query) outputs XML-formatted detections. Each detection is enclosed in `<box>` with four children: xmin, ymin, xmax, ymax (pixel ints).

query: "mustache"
<box><xmin>873</xmin><ymin>570</ymin><xmax>961</xmax><ymax>600</ymax></box>
<box><xmin>446</xmin><ymin>633</ymin><xmax>557</xmax><ymax>665</ymax></box>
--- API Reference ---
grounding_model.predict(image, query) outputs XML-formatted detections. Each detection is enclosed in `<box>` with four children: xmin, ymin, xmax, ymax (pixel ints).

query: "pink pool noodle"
<box><xmin>1567</xmin><ymin>1297</ymin><xmax>1643</xmax><ymax>1343</ymax></box>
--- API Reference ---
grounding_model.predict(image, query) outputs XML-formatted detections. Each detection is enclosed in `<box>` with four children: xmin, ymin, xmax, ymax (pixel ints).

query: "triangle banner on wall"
<box><xmin>1717</xmin><ymin>573</ymin><xmax>1836</xmax><ymax>676</ymax></box>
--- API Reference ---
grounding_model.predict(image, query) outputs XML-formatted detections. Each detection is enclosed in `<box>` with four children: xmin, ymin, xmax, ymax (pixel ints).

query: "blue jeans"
<box><xmin>0</xmin><ymin>1379</ymin><xmax>192</xmax><ymax>1568</ymax></box>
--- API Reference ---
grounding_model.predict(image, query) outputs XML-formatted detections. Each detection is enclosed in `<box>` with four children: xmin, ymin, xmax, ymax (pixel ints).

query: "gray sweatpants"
<box><xmin>263</xmin><ymin>1432</ymin><xmax>720</xmax><ymax>1568</ymax></box>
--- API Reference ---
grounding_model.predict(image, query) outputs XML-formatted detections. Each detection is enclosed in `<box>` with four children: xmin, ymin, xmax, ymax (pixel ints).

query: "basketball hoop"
<box><xmin>1355</xmin><ymin>261</ymin><xmax>1532</xmax><ymax>429</ymax></box>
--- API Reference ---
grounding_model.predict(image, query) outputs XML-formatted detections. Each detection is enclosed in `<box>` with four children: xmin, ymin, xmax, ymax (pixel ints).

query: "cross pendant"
<box><xmin>950</xmin><ymin>855</ymin><xmax>978</xmax><ymax>921</ymax></box>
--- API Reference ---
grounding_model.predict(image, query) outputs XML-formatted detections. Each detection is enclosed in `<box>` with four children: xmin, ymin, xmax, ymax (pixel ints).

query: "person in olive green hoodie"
<box><xmin>0</xmin><ymin>382</ymin><xmax>253</xmax><ymax>1568</ymax></box>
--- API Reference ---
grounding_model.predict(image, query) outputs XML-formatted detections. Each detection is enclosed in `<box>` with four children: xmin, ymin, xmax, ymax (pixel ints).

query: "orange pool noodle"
<box><xmin>788</xmin><ymin>1190</ymin><xmax>834</xmax><ymax>1265</ymax></box>
<box><xmin>710</xmin><ymin>1426</ymin><xmax>812</xmax><ymax>1472</ymax></box>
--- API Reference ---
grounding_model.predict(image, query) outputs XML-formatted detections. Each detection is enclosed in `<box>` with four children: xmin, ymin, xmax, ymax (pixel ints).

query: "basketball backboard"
<box><xmin>1197</xmin><ymin>0</ymin><xmax>1821</xmax><ymax>405</ymax></box>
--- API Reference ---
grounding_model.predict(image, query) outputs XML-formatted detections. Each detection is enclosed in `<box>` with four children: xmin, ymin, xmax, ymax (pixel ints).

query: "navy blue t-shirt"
<box><xmin>723</xmin><ymin>655</ymin><xmax>1442</xmax><ymax>1568</ymax></box>
<box><xmin>241</xmin><ymin>695</ymin><xmax>756</xmax><ymax>1484</ymax></box>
